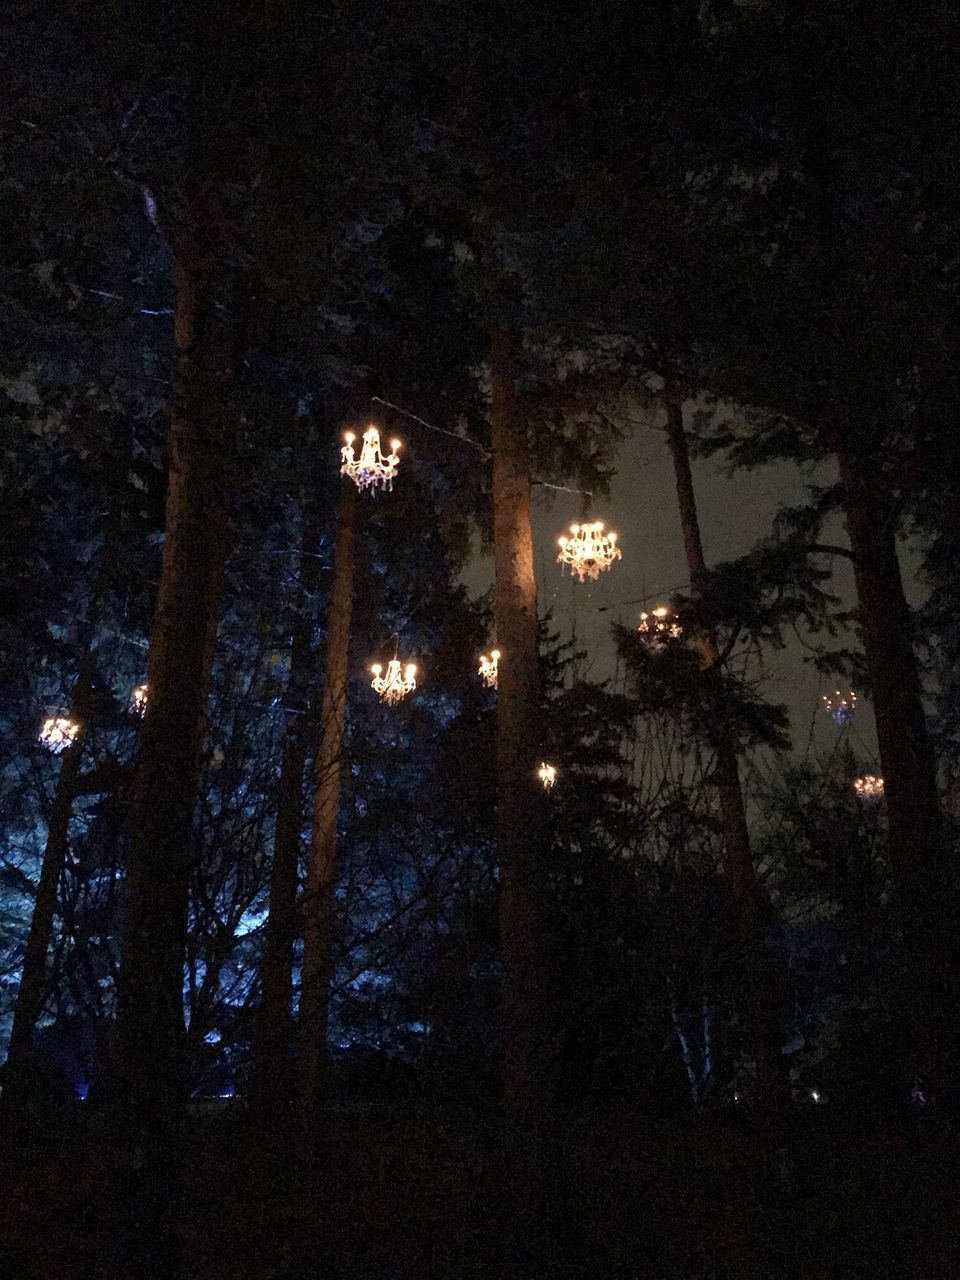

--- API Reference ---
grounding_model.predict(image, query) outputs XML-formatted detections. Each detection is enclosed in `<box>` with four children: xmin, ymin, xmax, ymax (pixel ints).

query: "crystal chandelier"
<box><xmin>39</xmin><ymin>716</ymin><xmax>80</xmax><ymax>754</ymax></box>
<box><xmin>131</xmin><ymin>684</ymin><xmax>149</xmax><ymax>716</ymax></box>
<box><xmin>557</xmin><ymin>520</ymin><xmax>621</xmax><ymax>582</ymax></box>
<box><xmin>537</xmin><ymin>761</ymin><xmax>558</xmax><ymax>789</ymax></box>
<box><xmin>822</xmin><ymin>689</ymin><xmax>857</xmax><ymax>726</ymax></box>
<box><xmin>853</xmin><ymin>774</ymin><xmax>884</xmax><ymax>801</ymax></box>
<box><xmin>371</xmin><ymin>658</ymin><xmax>417</xmax><ymax>705</ymax></box>
<box><xmin>478</xmin><ymin>649</ymin><xmax>500</xmax><ymax>689</ymax></box>
<box><xmin>638</xmin><ymin>606</ymin><xmax>682</xmax><ymax>648</ymax></box>
<box><xmin>341</xmin><ymin>426</ymin><xmax>401</xmax><ymax>493</ymax></box>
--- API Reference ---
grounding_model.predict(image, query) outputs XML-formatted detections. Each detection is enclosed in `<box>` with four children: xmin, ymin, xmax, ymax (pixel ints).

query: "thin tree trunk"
<box><xmin>490</xmin><ymin>327</ymin><xmax>557</xmax><ymax>1263</ymax></box>
<box><xmin>252</xmin><ymin>515</ymin><xmax>322</xmax><ymax>1117</ymax></box>
<box><xmin>116</xmin><ymin>234</ymin><xmax>234</xmax><ymax>1126</ymax></box>
<box><xmin>837</xmin><ymin>449</ymin><xmax>954</xmax><ymax>1083</ymax></box>
<box><xmin>664</xmin><ymin>396</ymin><xmax>788</xmax><ymax>1111</ymax></box>
<box><xmin>3</xmin><ymin>675</ymin><xmax>93</xmax><ymax>1103</ymax></box>
<box><xmin>298</xmin><ymin>478</ymin><xmax>356</xmax><ymax>1150</ymax></box>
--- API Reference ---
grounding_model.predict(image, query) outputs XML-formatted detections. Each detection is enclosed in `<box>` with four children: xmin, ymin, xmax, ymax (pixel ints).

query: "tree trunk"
<box><xmin>490</xmin><ymin>327</ymin><xmax>557</xmax><ymax>1261</ymax></box>
<box><xmin>252</xmin><ymin>515</ymin><xmax>322</xmax><ymax>1117</ymax></box>
<box><xmin>116</xmin><ymin>235</ymin><xmax>234</xmax><ymax>1127</ymax></box>
<box><xmin>3</xmin><ymin>675</ymin><xmax>92</xmax><ymax>1103</ymax></box>
<box><xmin>298</xmin><ymin>478</ymin><xmax>356</xmax><ymax>1149</ymax></box>
<box><xmin>837</xmin><ymin>448</ymin><xmax>954</xmax><ymax>1082</ymax></box>
<box><xmin>664</xmin><ymin>396</ymin><xmax>788</xmax><ymax>1110</ymax></box>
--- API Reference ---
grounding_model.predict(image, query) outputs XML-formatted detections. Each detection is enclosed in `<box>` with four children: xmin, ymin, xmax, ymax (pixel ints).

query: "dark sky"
<box><xmin>463</xmin><ymin>399</ymin><xmax>925</xmax><ymax>768</ymax></box>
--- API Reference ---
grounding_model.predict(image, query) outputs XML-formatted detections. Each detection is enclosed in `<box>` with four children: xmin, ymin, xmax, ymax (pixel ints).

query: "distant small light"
<box><xmin>811</xmin><ymin>1089</ymin><xmax>821</xmax><ymax>1104</ymax></box>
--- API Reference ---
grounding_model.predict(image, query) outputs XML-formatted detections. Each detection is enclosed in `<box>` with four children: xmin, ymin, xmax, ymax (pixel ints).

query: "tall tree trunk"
<box><xmin>3</xmin><ymin>674</ymin><xmax>93</xmax><ymax>1104</ymax></box>
<box><xmin>116</xmin><ymin>233</ymin><xmax>234</xmax><ymax>1125</ymax></box>
<box><xmin>490</xmin><ymin>327</ymin><xmax>557</xmax><ymax>1261</ymax></box>
<box><xmin>252</xmin><ymin>515</ymin><xmax>322</xmax><ymax>1117</ymax></box>
<box><xmin>298</xmin><ymin>478</ymin><xmax>356</xmax><ymax>1150</ymax></box>
<box><xmin>837</xmin><ymin>449</ymin><xmax>954</xmax><ymax>1082</ymax></box>
<box><xmin>664</xmin><ymin>396</ymin><xmax>788</xmax><ymax>1110</ymax></box>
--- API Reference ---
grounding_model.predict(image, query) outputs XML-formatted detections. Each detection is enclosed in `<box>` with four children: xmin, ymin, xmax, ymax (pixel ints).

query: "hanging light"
<box><xmin>822</xmin><ymin>689</ymin><xmax>857</xmax><ymax>726</ymax></box>
<box><xmin>537</xmin><ymin>761</ymin><xmax>558</xmax><ymax>789</ymax></box>
<box><xmin>130</xmin><ymin>684</ymin><xmax>149</xmax><ymax>716</ymax></box>
<box><xmin>39</xmin><ymin>716</ymin><xmax>80</xmax><ymax>754</ymax></box>
<box><xmin>638</xmin><ymin>606</ymin><xmax>682</xmax><ymax>648</ymax></box>
<box><xmin>371</xmin><ymin>658</ymin><xmax>417</xmax><ymax>705</ymax></box>
<box><xmin>853</xmin><ymin>774</ymin><xmax>884</xmax><ymax>801</ymax></box>
<box><xmin>557</xmin><ymin>520</ymin><xmax>621</xmax><ymax>582</ymax></box>
<box><xmin>341</xmin><ymin>426</ymin><xmax>401</xmax><ymax>493</ymax></box>
<box><xmin>478</xmin><ymin>649</ymin><xmax>500</xmax><ymax>689</ymax></box>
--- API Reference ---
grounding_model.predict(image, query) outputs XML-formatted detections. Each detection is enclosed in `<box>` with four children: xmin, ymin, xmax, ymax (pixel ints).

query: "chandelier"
<box><xmin>371</xmin><ymin>658</ymin><xmax>417</xmax><ymax>705</ymax></box>
<box><xmin>131</xmin><ymin>684</ymin><xmax>149</xmax><ymax>716</ymax></box>
<box><xmin>557</xmin><ymin>520</ymin><xmax>621</xmax><ymax>582</ymax></box>
<box><xmin>822</xmin><ymin>689</ymin><xmax>857</xmax><ymax>726</ymax></box>
<box><xmin>638</xmin><ymin>606</ymin><xmax>682</xmax><ymax>648</ymax></box>
<box><xmin>39</xmin><ymin>716</ymin><xmax>80</xmax><ymax>754</ymax></box>
<box><xmin>853</xmin><ymin>774</ymin><xmax>884</xmax><ymax>801</ymax></box>
<box><xmin>537</xmin><ymin>761</ymin><xmax>558</xmax><ymax>789</ymax></box>
<box><xmin>478</xmin><ymin>649</ymin><xmax>500</xmax><ymax>689</ymax></box>
<box><xmin>341</xmin><ymin>426</ymin><xmax>401</xmax><ymax>493</ymax></box>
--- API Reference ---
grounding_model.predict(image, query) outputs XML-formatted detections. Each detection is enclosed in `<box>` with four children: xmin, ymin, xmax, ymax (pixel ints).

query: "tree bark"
<box><xmin>298</xmin><ymin>478</ymin><xmax>356</xmax><ymax>1149</ymax></box>
<box><xmin>664</xmin><ymin>396</ymin><xmax>788</xmax><ymax>1111</ymax></box>
<box><xmin>490</xmin><ymin>327</ymin><xmax>557</xmax><ymax>1260</ymax></box>
<box><xmin>837</xmin><ymin>448</ymin><xmax>954</xmax><ymax>1082</ymax></box>
<box><xmin>116</xmin><ymin>233</ymin><xmax>234</xmax><ymax>1126</ymax></box>
<box><xmin>3</xmin><ymin>675</ymin><xmax>93</xmax><ymax>1103</ymax></box>
<box><xmin>251</xmin><ymin>515</ymin><xmax>322</xmax><ymax>1117</ymax></box>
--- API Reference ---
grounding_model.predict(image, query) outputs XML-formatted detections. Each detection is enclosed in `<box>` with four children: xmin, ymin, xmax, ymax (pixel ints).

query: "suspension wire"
<box><xmin>371</xmin><ymin>396</ymin><xmax>490</xmax><ymax>456</ymax></box>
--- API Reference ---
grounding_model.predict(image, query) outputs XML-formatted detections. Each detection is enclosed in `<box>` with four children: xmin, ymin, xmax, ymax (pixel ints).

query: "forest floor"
<box><xmin>1</xmin><ymin>1101</ymin><xmax>958</xmax><ymax>1279</ymax></box>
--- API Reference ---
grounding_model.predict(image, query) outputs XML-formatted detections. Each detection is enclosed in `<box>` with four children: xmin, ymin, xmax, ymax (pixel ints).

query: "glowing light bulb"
<box><xmin>341</xmin><ymin>426</ymin><xmax>401</xmax><ymax>493</ymax></box>
<box><xmin>556</xmin><ymin>520</ymin><xmax>621</xmax><ymax>582</ymax></box>
<box><xmin>638</xmin><ymin>606</ymin><xmax>682</xmax><ymax>648</ymax></box>
<box><xmin>538</xmin><ymin>761</ymin><xmax>557</xmax><ymax>789</ymax></box>
<box><xmin>131</xmin><ymin>684</ymin><xmax>148</xmax><ymax>716</ymax></box>
<box><xmin>39</xmin><ymin>716</ymin><xmax>80</xmax><ymax>753</ymax></box>
<box><xmin>822</xmin><ymin>689</ymin><xmax>858</xmax><ymax>725</ymax></box>
<box><xmin>371</xmin><ymin>657</ymin><xmax>417</xmax><ymax>704</ymax></box>
<box><xmin>478</xmin><ymin>649</ymin><xmax>500</xmax><ymax>689</ymax></box>
<box><xmin>853</xmin><ymin>774</ymin><xmax>884</xmax><ymax>801</ymax></box>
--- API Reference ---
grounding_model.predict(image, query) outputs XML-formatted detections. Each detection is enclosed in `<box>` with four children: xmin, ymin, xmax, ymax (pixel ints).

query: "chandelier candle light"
<box><xmin>341</xmin><ymin>426</ymin><xmax>401</xmax><ymax>493</ymax></box>
<box><xmin>638</xmin><ymin>606</ymin><xmax>682</xmax><ymax>648</ymax></box>
<box><xmin>853</xmin><ymin>774</ymin><xmax>884</xmax><ymax>801</ymax></box>
<box><xmin>371</xmin><ymin>658</ymin><xmax>417</xmax><ymax>705</ymax></box>
<box><xmin>39</xmin><ymin>716</ymin><xmax>80</xmax><ymax>754</ymax></box>
<box><xmin>557</xmin><ymin>520</ymin><xmax>621</xmax><ymax>582</ymax></box>
<box><xmin>538</xmin><ymin>761</ymin><xmax>558</xmax><ymax>789</ymax></box>
<box><xmin>822</xmin><ymin>690</ymin><xmax>858</xmax><ymax>726</ymax></box>
<box><xmin>131</xmin><ymin>684</ymin><xmax>149</xmax><ymax>716</ymax></box>
<box><xmin>478</xmin><ymin>650</ymin><xmax>500</xmax><ymax>689</ymax></box>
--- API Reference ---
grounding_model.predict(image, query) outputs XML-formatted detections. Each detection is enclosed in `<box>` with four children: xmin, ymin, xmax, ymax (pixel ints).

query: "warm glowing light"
<box><xmin>371</xmin><ymin>657</ymin><xmax>417</xmax><ymax>704</ymax></box>
<box><xmin>557</xmin><ymin>519</ymin><xmax>621</xmax><ymax>582</ymax></box>
<box><xmin>341</xmin><ymin>426</ymin><xmax>401</xmax><ymax>493</ymax></box>
<box><xmin>638</xmin><ymin>606</ymin><xmax>682</xmax><ymax>648</ymax></box>
<box><xmin>822</xmin><ymin>689</ymin><xmax>858</xmax><ymax>725</ymax></box>
<box><xmin>478</xmin><ymin>649</ymin><xmax>500</xmax><ymax>689</ymax></box>
<box><xmin>131</xmin><ymin>684</ymin><xmax>148</xmax><ymax>716</ymax></box>
<box><xmin>853</xmin><ymin>774</ymin><xmax>884</xmax><ymax>801</ymax></box>
<box><xmin>39</xmin><ymin>716</ymin><xmax>80</xmax><ymax>753</ymax></box>
<box><xmin>537</xmin><ymin>761</ymin><xmax>557</xmax><ymax>789</ymax></box>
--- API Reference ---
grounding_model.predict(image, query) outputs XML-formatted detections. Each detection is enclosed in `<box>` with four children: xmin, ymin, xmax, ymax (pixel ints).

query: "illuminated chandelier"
<box><xmin>478</xmin><ymin>649</ymin><xmax>500</xmax><ymax>689</ymax></box>
<box><xmin>130</xmin><ymin>684</ymin><xmax>149</xmax><ymax>716</ymax></box>
<box><xmin>638</xmin><ymin>606</ymin><xmax>682</xmax><ymax>648</ymax></box>
<box><xmin>341</xmin><ymin>426</ymin><xmax>401</xmax><ymax>493</ymax></box>
<box><xmin>39</xmin><ymin>715</ymin><xmax>80</xmax><ymax>754</ymax></box>
<box><xmin>371</xmin><ymin>657</ymin><xmax>417</xmax><ymax>705</ymax></box>
<box><xmin>537</xmin><ymin>761</ymin><xmax>558</xmax><ymax>789</ymax></box>
<box><xmin>853</xmin><ymin>774</ymin><xmax>884</xmax><ymax>801</ymax></box>
<box><xmin>822</xmin><ymin>689</ymin><xmax>857</xmax><ymax>726</ymax></box>
<box><xmin>557</xmin><ymin>520</ymin><xmax>621</xmax><ymax>582</ymax></box>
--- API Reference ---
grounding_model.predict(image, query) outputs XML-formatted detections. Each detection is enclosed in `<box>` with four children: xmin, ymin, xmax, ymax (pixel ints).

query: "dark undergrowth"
<box><xmin>1</xmin><ymin>1101</ymin><xmax>958</xmax><ymax>1279</ymax></box>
